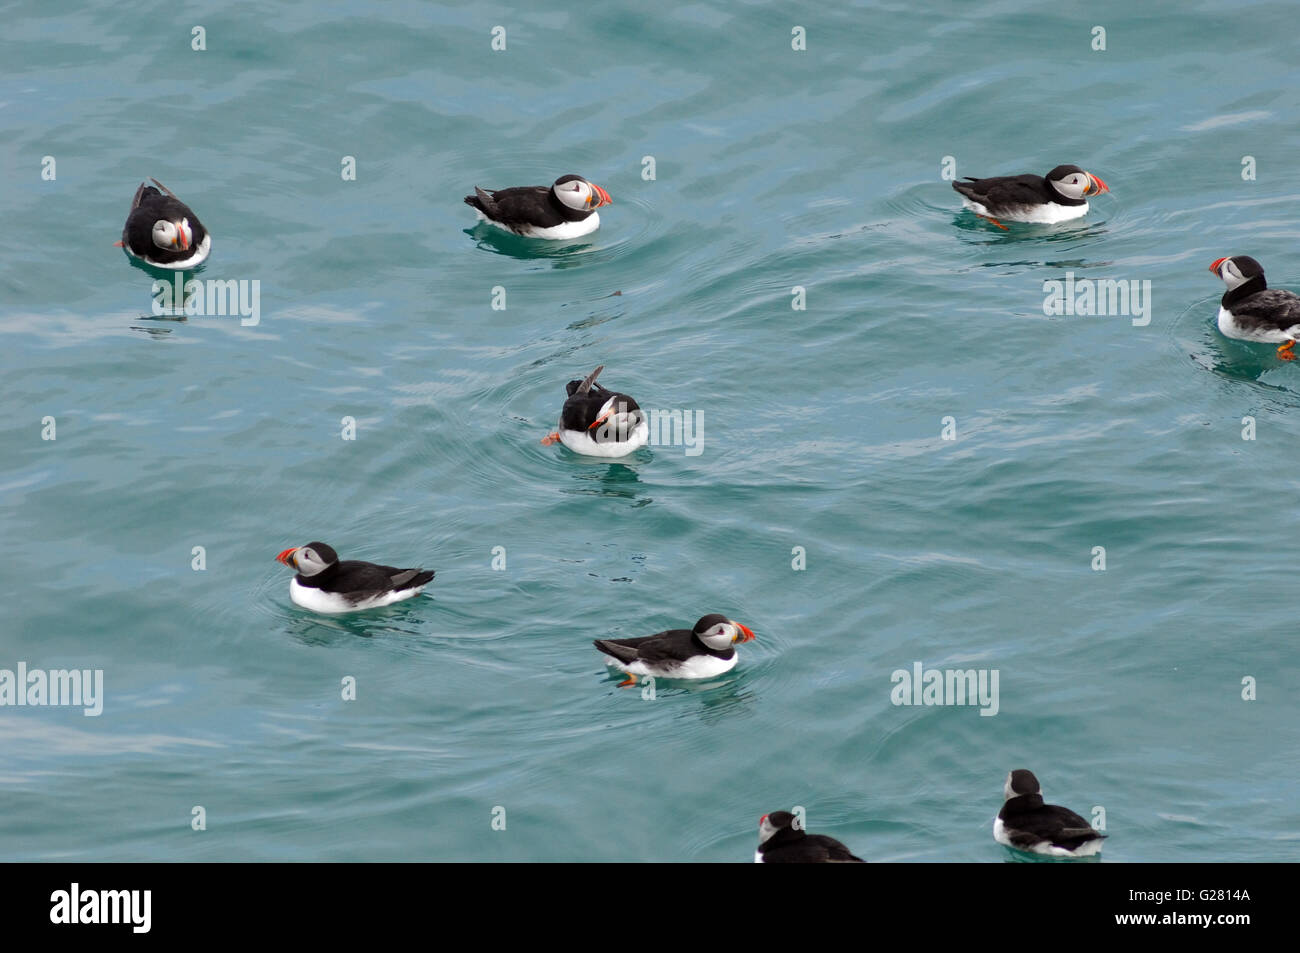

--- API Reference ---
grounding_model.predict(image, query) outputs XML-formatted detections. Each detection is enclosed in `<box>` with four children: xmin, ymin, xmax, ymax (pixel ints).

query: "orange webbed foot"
<box><xmin>1278</xmin><ymin>340</ymin><xmax>1296</xmax><ymax>361</ymax></box>
<box><xmin>618</xmin><ymin>673</ymin><xmax>637</xmax><ymax>688</ymax></box>
<box><xmin>541</xmin><ymin>432</ymin><xmax>561</xmax><ymax>445</ymax></box>
<box><xmin>982</xmin><ymin>215</ymin><xmax>1009</xmax><ymax>231</ymax></box>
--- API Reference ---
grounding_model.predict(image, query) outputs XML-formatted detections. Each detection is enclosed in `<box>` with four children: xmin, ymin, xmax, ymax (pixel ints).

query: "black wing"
<box><xmin>593</xmin><ymin>628</ymin><xmax>694</xmax><ymax>664</ymax></box>
<box><xmin>560</xmin><ymin>386</ymin><xmax>611</xmax><ymax>430</ymax></box>
<box><xmin>1010</xmin><ymin>805</ymin><xmax>1105</xmax><ymax>850</ymax></box>
<box><xmin>334</xmin><ymin>560</ymin><xmax>433</xmax><ymax>593</ymax></box>
<box><xmin>952</xmin><ymin>174</ymin><xmax>1048</xmax><ymax>208</ymax></box>
<box><xmin>1233</xmin><ymin>289</ymin><xmax>1300</xmax><ymax>331</ymax></box>
<box><xmin>764</xmin><ymin>836</ymin><xmax>864</xmax><ymax>863</ymax></box>
<box><xmin>465</xmin><ymin>185</ymin><xmax>565</xmax><ymax>229</ymax></box>
<box><xmin>808</xmin><ymin>835</ymin><xmax>865</xmax><ymax>862</ymax></box>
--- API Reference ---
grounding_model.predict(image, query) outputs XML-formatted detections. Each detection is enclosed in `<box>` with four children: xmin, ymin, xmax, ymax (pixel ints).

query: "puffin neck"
<box><xmin>296</xmin><ymin>562</ymin><xmax>339</xmax><ymax>588</ymax></box>
<box><xmin>762</xmin><ymin>825</ymin><xmax>805</xmax><ymax>850</ymax></box>
<box><xmin>1223</xmin><ymin>274</ymin><xmax>1267</xmax><ymax>308</ymax></box>
<box><xmin>1001</xmin><ymin>793</ymin><xmax>1045</xmax><ymax>815</ymax></box>
<box><xmin>547</xmin><ymin>190</ymin><xmax>595</xmax><ymax>223</ymax></box>
<box><xmin>691</xmin><ymin>634</ymin><xmax>736</xmax><ymax>659</ymax></box>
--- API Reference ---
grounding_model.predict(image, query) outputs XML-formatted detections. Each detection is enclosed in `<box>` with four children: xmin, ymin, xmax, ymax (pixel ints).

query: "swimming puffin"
<box><xmin>275</xmin><ymin>542</ymin><xmax>434</xmax><ymax>614</ymax></box>
<box><xmin>994</xmin><ymin>769</ymin><xmax>1106</xmax><ymax>858</ymax></box>
<box><xmin>952</xmin><ymin>164</ymin><xmax>1108</xmax><ymax>227</ymax></box>
<box><xmin>116</xmin><ymin>178</ymin><xmax>211</xmax><ymax>268</ymax></box>
<box><xmin>464</xmin><ymin>174</ymin><xmax>612</xmax><ymax>239</ymax></box>
<box><xmin>754</xmin><ymin>811</ymin><xmax>865</xmax><ymax>863</ymax></box>
<box><xmin>541</xmin><ymin>365</ymin><xmax>648</xmax><ymax>457</ymax></box>
<box><xmin>593</xmin><ymin>613</ymin><xmax>755</xmax><ymax>687</ymax></box>
<box><xmin>1209</xmin><ymin>255</ymin><xmax>1300</xmax><ymax>360</ymax></box>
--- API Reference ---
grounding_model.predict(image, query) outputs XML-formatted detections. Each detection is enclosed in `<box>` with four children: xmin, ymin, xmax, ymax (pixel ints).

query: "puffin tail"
<box><xmin>592</xmin><ymin>638</ymin><xmax>637</xmax><ymax>664</ymax></box>
<box><xmin>390</xmin><ymin>568</ymin><xmax>435</xmax><ymax>591</ymax></box>
<box><xmin>130</xmin><ymin>181</ymin><xmax>164</xmax><ymax>212</ymax></box>
<box><xmin>567</xmin><ymin>365</ymin><xmax>605</xmax><ymax>397</ymax></box>
<box><xmin>465</xmin><ymin>186</ymin><xmax>495</xmax><ymax>215</ymax></box>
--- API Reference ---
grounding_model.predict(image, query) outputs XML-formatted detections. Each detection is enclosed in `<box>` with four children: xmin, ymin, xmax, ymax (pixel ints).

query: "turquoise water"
<box><xmin>2</xmin><ymin>0</ymin><xmax>1298</xmax><ymax>862</ymax></box>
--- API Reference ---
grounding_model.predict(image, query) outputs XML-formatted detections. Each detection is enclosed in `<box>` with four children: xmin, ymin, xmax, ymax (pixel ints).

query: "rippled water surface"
<box><xmin>2</xmin><ymin>1</ymin><xmax>1298</xmax><ymax>861</ymax></box>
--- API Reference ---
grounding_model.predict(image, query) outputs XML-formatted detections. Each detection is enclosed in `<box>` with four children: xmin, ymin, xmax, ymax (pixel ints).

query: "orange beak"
<box><xmin>589</xmin><ymin>183</ymin><xmax>612</xmax><ymax>208</ymax></box>
<box><xmin>178</xmin><ymin>226</ymin><xmax>189</xmax><ymax>251</ymax></box>
<box><xmin>759</xmin><ymin>813</ymin><xmax>768</xmax><ymax>827</ymax></box>
<box><xmin>275</xmin><ymin>547</ymin><xmax>297</xmax><ymax>567</ymax></box>
<box><xmin>588</xmin><ymin>412</ymin><xmax>610</xmax><ymax>431</ymax></box>
<box><xmin>1209</xmin><ymin>257</ymin><xmax>1228</xmax><ymax>274</ymax></box>
<box><xmin>733</xmin><ymin>622</ymin><xmax>756</xmax><ymax>643</ymax></box>
<box><xmin>1087</xmin><ymin>173</ymin><xmax>1109</xmax><ymax>196</ymax></box>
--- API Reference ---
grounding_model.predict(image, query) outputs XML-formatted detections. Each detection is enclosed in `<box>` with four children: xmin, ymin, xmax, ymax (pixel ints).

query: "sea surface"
<box><xmin>2</xmin><ymin>0</ymin><xmax>1298</xmax><ymax>862</ymax></box>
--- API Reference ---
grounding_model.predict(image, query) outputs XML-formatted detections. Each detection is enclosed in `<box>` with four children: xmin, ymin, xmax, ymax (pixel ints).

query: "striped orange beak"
<box><xmin>1086</xmin><ymin>173</ymin><xmax>1109</xmax><ymax>196</ymax></box>
<box><xmin>275</xmin><ymin>547</ymin><xmax>298</xmax><ymax>567</ymax></box>
<box><xmin>1209</xmin><ymin>257</ymin><xmax>1228</xmax><ymax>274</ymax></box>
<box><xmin>588</xmin><ymin>183</ymin><xmax>612</xmax><ymax>208</ymax></box>
<box><xmin>732</xmin><ymin>622</ymin><xmax>756</xmax><ymax>643</ymax></box>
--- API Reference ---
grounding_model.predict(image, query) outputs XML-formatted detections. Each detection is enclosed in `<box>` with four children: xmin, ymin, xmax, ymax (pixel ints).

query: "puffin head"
<box><xmin>1003</xmin><ymin>769</ymin><xmax>1041</xmax><ymax>801</ymax></box>
<box><xmin>275</xmin><ymin>541</ymin><xmax>339</xmax><ymax>577</ymax></box>
<box><xmin>1046</xmin><ymin>165</ymin><xmax>1108</xmax><ymax>200</ymax></box>
<box><xmin>152</xmin><ymin>217</ymin><xmax>193</xmax><ymax>253</ymax></box>
<box><xmin>692</xmin><ymin>613</ymin><xmax>755</xmax><ymax>651</ymax></box>
<box><xmin>1209</xmin><ymin>254</ymin><xmax>1265</xmax><ymax>291</ymax></box>
<box><xmin>588</xmin><ymin>395</ymin><xmax>644</xmax><ymax>441</ymax></box>
<box><xmin>758</xmin><ymin>811</ymin><xmax>801</xmax><ymax>844</ymax></box>
<box><xmin>552</xmin><ymin>174</ymin><xmax>612</xmax><ymax>211</ymax></box>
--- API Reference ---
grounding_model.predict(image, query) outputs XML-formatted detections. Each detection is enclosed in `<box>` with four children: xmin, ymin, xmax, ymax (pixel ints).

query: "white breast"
<box><xmin>288</xmin><ymin>577</ymin><xmax>426</xmax><ymax>614</ymax></box>
<box><xmin>1217</xmin><ymin>305</ymin><xmax>1300</xmax><ymax>343</ymax></box>
<box><xmin>477</xmin><ymin>210</ymin><xmax>600</xmax><ymax>240</ymax></box>
<box><xmin>960</xmin><ymin>197</ymin><xmax>1088</xmax><ymax>224</ymax></box>
<box><xmin>604</xmin><ymin>651</ymin><xmax>739</xmax><ymax>679</ymax></box>
<box><xmin>557</xmin><ymin>419</ymin><xmax>649</xmax><ymax>458</ymax></box>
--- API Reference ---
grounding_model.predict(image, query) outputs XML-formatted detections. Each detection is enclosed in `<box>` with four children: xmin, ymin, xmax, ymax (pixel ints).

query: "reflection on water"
<box><xmin>463</xmin><ymin>223</ymin><xmax>597</xmax><ymax>265</ymax></box>
<box><xmin>280</xmin><ymin>601</ymin><xmax>430</xmax><ymax>646</ymax></box>
<box><xmin>594</xmin><ymin>665</ymin><xmax>757</xmax><ymax>724</ymax></box>
<box><xmin>1002</xmin><ymin>845</ymin><xmax>1102</xmax><ymax>863</ymax></box>
<box><xmin>561</xmin><ymin>460</ymin><xmax>653</xmax><ymax>505</ymax></box>
<box><xmin>953</xmin><ymin>213</ymin><xmax>1109</xmax><ymax>248</ymax></box>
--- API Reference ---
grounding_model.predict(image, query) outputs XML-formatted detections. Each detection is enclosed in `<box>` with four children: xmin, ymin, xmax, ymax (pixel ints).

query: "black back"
<box><xmin>592</xmin><ymin>627</ymin><xmax>733</xmax><ymax>665</ymax></box>
<box><xmin>998</xmin><ymin>794</ymin><xmax>1105</xmax><ymax>852</ymax></box>
<box><xmin>760</xmin><ymin>815</ymin><xmax>864</xmax><ymax>863</ymax></box>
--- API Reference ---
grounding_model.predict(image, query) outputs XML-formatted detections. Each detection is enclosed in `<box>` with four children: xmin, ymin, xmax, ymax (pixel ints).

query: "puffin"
<box><xmin>1208</xmin><ymin>255</ymin><xmax>1300</xmax><ymax>360</ymax></box>
<box><xmin>115</xmin><ymin>178</ymin><xmax>211</xmax><ymax>268</ymax></box>
<box><xmin>994</xmin><ymin>769</ymin><xmax>1106</xmax><ymax>858</ymax></box>
<box><xmin>274</xmin><ymin>542</ymin><xmax>434</xmax><ymax>614</ymax></box>
<box><xmin>593</xmin><ymin>613</ymin><xmax>755</xmax><ymax>687</ymax></box>
<box><xmin>755</xmin><ymin>811</ymin><xmax>865</xmax><ymax>863</ymax></box>
<box><xmin>952</xmin><ymin>164</ymin><xmax>1108</xmax><ymax>227</ymax></box>
<box><xmin>464</xmin><ymin>174</ymin><xmax>612</xmax><ymax>239</ymax></box>
<box><xmin>541</xmin><ymin>365</ymin><xmax>648</xmax><ymax>457</ymax></box>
